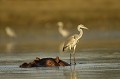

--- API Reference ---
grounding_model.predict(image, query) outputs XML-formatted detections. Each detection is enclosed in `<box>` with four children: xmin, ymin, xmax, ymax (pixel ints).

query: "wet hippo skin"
<box><xmin>20</xmin><ymin>56</ymin><xmax>70</xmax><ymax>68</ymax></box>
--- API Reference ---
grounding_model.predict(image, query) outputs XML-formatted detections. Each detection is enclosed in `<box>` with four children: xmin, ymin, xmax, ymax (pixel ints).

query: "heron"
<box><xmin>57</xmin><ymin>21</ymin><xmax>69</xmax><ymax>37</ymax></box>
<box><xmin>5</xmin><ymin>26</ymin><xmax>16</xmax><ymax>38</ymax></box>
<box><xmin>62</xmin><ymin>24</ymin><xmax>88</xmax><ymax>64</ymax></box>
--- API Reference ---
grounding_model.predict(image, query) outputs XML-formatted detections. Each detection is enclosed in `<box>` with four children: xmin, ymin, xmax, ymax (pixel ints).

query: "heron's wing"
<box><xmin>64</xmin><ymin>36</ymin><xmax>76</xmax><ymax>47</ymax></box>
<box><xmin>62</xmin><ymin>36</ymin><xmax>76</xmax><ymax>51</ymax></box>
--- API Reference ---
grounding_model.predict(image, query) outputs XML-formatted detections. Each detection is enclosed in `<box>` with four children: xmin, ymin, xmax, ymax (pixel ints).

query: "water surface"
<box><xmin>0</xmin><ymin>49</ymin><xmax>120</xmax><ymax>79</ymax></box>
<box><xmin>0</xmin><ymin>27</ymin><xmax>120</xmax><ymax>79</ymax></box>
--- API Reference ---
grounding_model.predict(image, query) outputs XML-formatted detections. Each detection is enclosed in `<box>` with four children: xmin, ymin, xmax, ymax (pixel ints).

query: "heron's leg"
<box><xmin>69</xmin><ymin>45</ymin><xmax>72</xmax><ymax>65</ymax></box>
<box><xmin>73</xmin><ymin>53</ymin><xmax>76</xmax><ymax>65</ymax></box>
<box><xmin>70</xmin><ymin>53</ymin><xmax>71</xmax><ymax>65</ymax></box>
<box><xmin>73</xmin><ymin>45</ymin><xmax>76</xmax><ymax>65</ymax></box>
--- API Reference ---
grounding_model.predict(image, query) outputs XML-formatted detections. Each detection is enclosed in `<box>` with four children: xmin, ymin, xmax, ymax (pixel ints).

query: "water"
<box><xmin>0</xmin><ymin>27</ymin><xmax>120</xmax><ymax>79</ymax></box>
<box><xmin>0</xmin><ymin>49</ymin><xmax>120</xmax><ymax>79</ymax></box>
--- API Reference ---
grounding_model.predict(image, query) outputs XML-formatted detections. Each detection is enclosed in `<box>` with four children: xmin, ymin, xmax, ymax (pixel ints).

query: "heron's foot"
<box><xmin>74</xmin><ymin>62</ymin><xmax>76</xmax><ymax>65</ymax></box>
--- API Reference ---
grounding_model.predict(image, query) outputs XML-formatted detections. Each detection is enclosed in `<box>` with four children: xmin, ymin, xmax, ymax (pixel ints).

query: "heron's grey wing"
<box><xmin>64</xmin><ymin>36</ymin><xmax>75</xmax><ymax>46</ymax></box>
<box><xmin>63</xmin><ymin>36</ymin><xmax>76</xmax><ymax>51</ymax></box>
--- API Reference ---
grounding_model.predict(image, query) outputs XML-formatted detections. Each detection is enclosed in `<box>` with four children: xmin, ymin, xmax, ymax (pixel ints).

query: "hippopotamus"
<box><xmin>20</xmin><ymin>56</ymin><xmax>70</xmax><ymax>68</ymax></box>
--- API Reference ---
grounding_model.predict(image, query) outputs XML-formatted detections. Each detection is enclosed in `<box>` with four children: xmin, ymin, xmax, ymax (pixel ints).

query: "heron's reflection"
<box><xmin>64</xmin><ymin>65</ymin><xmax>78</xmax><ymax>79</ymax></box>
<box><xmin>70</xmin><ymin>65</ymin><xmax>78</xmax><ymax>79</ymax></box>
<box><xmin>6</xmin><ymin>41</ymin><xmax>16</xmax><ymax>53</ymax></box>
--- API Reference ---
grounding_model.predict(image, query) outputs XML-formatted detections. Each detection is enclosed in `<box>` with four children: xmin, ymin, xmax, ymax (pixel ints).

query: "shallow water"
<box><xmin>0</xmin><ymin>49</ymin><xmax>120</xmax><ymax>79</ymax></box>
<box><xmin>0</xmin><ymin>28</ymin><xmax>120</xmax><ymax>79</ymax></box>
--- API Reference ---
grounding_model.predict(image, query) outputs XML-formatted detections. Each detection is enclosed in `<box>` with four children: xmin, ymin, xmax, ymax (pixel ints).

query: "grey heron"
<box><xmin>62</xmin><ymin>24</ymin><xmax>88</xmax><ymax>64</ymax></box>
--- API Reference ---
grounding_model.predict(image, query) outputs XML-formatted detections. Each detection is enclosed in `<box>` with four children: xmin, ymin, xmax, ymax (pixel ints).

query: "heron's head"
<box><xmin>78</xmin><ymin>24</ymin><xmax>88</xmax><ymax>30</ymax></box>
<box><xmin>57</xmin><ymin>22</ymin><xmax>63</xmax><ymax>27</ymax></box>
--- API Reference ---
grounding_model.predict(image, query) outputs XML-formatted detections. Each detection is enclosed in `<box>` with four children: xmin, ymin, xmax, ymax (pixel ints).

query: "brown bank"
<box><xmin>20</xmin><ymin>56</ymin><xmax>70</xmax><ymax>68</ymax></box>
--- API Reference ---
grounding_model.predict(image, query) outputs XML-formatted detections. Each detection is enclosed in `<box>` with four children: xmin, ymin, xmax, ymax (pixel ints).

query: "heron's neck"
<box><xmin>59</xmin><ymin>26</ymin><xmax>63</xmax><ymax>30</ymax></box>
<box><xmin>78</xmin><ymin>29</ymin><xmax>83</xmax><ymax>39</ymax></box>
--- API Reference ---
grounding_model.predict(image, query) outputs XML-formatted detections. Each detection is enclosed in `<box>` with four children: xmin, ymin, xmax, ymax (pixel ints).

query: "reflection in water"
<box><xmin>64</xmin><ymin>65</ymin><xmax>78</xmax><ymax>79</ymax></box>
<box><xmin>70</xmin><ymin>65</ymin><xmax>78</xmax><ymax>79</ymax></box>
<box><xmin>6</xmin><ymin>42</ymin><xmax>16</xmax><ymax>53</ymax></box>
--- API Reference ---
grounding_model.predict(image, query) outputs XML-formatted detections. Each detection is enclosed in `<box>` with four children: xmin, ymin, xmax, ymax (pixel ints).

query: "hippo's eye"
<box><xmin>46</xmin><ymin>60</ymin><xmax>55</xmax><ymax>66</ymax></box>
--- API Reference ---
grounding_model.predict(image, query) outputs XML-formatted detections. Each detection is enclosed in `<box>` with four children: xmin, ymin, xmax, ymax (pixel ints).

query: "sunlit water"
<box><xmin>0</xmin><ymin>49</ymin><xmax>120</xmax><ymax>79</ymax></box>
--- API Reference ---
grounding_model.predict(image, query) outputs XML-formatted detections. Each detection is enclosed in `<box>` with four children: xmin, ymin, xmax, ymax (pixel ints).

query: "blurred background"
<box><xmin>0</xmin><ymin>0</ymin><xmax>120</xmax><ymax>53</ymax></box>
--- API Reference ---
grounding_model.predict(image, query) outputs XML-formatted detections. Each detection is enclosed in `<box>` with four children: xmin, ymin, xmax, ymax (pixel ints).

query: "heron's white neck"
<box><xmin>59</xmin><ymin>25</ymin><xmax>63</xmax><ymax>29</ymax></box>
<box><xmin>78</xmin><ymin>28</ymin><xmax>83</xmax><ymax>39</ymax></box>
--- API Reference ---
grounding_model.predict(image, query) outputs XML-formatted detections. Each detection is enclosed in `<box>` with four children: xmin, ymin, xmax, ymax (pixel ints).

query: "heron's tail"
<box><xmin>62</xmin><ymin>46</ymin><xmax>68</xmax><ymax>52</ymax></box>
<box><xmin>62</xmin><ymin>47</ymin><xmax>65</xmax><ymax>52</ymax></box>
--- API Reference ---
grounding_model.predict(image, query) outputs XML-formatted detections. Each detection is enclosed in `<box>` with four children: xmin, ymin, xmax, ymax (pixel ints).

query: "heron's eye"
<box><xmin>74</xmin><ymin>36</ymin><xmax>75</xmax><ymax>39</ymax></box>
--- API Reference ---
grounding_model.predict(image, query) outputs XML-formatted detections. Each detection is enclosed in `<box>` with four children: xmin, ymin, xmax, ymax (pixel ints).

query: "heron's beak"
<box><xmin>84</xmin><ymin>27</ymin><xmax>88</xmax><ymax>30</ymax></box>
<box><xmin>82</xmin><ymin>26</ymin><xmax>88</xmax><ymax>30</ymax></box>
<box><xmin>78</xmin><ymin>24</ymin><xmax>88</xmax><ymax>30</ymax></box>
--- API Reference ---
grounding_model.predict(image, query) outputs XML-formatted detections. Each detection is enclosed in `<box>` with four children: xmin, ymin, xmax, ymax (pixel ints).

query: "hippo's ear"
<box><xmin>36</xmin><ymin>57</ymin><xmax>40</xmax><ymax>60</ymax></box>
<box><xmin>55</xmin><ymin>56</ymin><xmax>60</xmax><ymax>63</ymax></box>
